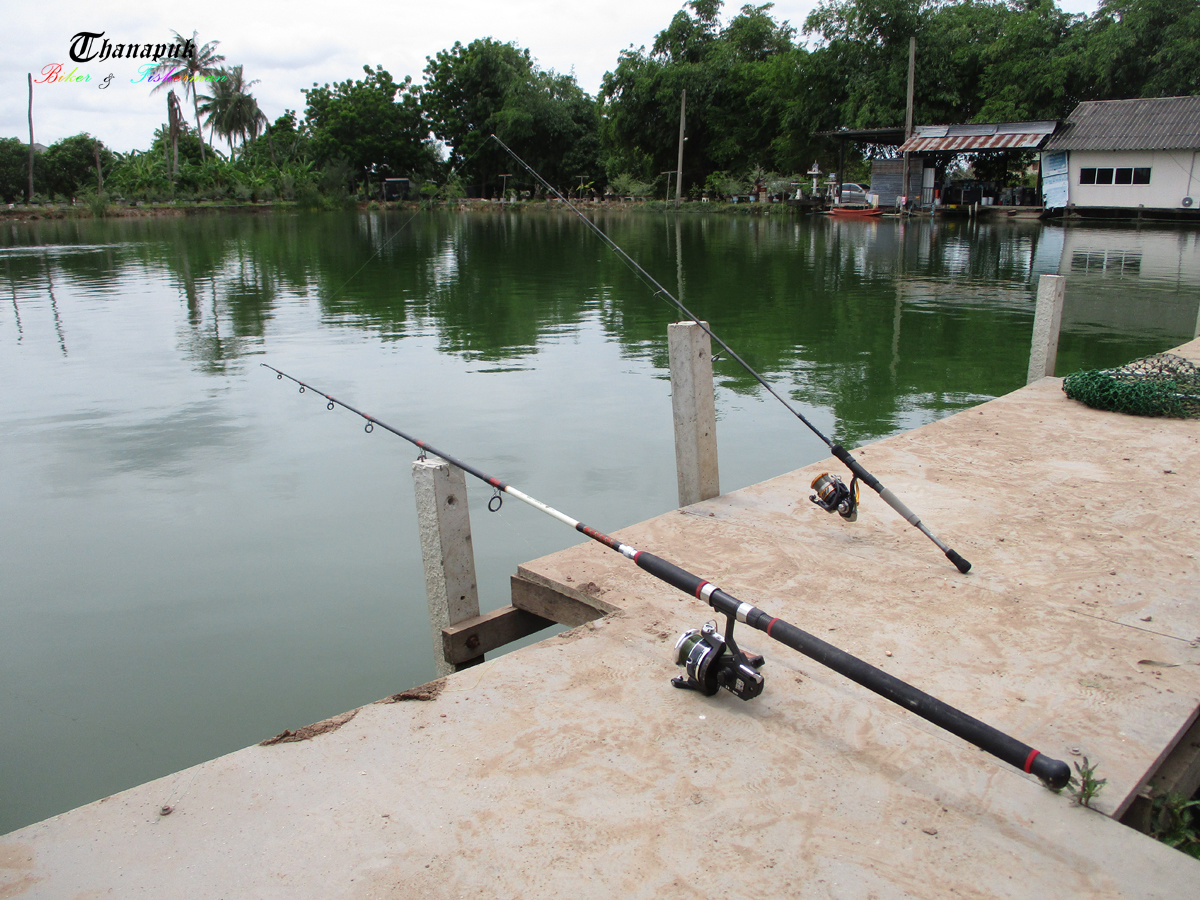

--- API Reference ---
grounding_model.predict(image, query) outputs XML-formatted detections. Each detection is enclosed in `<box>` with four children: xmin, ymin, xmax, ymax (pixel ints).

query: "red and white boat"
<box><xmin>826</xmin><ymin>205</ymin><xmax>884</xmax><ymax>217</ymax></box>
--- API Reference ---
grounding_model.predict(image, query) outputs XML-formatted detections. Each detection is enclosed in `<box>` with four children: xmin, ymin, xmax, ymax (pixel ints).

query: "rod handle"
<box><xmin>946</xmin><ymin>549</ymin><xmax>972</xmax><ymax>574</ymax></box>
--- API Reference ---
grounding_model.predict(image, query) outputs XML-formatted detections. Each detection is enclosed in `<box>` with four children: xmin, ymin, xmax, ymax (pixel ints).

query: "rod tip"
<box><xmin>946</xmin><ymin>549</ymin><xmax>971</xmax><ymax>574</ymax></box>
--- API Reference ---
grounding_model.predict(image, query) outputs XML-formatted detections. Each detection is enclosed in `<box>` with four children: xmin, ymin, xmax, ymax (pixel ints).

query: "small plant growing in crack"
<box><xmin>1066</xmin><ymin>756</ymin><xmax>1107</xmax><ymax>808</ymax></box>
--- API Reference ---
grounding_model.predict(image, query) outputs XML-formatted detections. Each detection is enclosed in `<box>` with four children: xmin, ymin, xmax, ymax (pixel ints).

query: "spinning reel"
<box><xmin>672</xmin><ymin>617</ymin><xmax>765</xmax><ymax>701</ymax></box>
<box><xmin>810</xmin><ymin>472</ymin><xmax>860</xmax><ymax>521</ymax></box>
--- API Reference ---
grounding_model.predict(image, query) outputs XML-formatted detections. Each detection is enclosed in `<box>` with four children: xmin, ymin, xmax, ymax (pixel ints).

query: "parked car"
<box><xmin>839</xmin><ymin>183</ymin><xmax>870</xmax><ymax>205</ymax></box>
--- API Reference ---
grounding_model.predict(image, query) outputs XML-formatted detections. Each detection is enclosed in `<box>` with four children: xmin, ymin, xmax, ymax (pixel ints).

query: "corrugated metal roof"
<box><xmin>1043</xmin><ymin>96</ymin><xmax>1200</xmax><ymax>151</ymax></box>
<box><xmin>898</xmin><ymin>121</ymin><xmax>1057</xmax><ymax>153</ymax></box>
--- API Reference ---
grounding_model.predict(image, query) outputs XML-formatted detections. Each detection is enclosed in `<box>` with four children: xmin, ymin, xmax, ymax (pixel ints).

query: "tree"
<box><xmin>421</xmin><ymin>38</ymin><xmax>601</xmax><ymax>195</ymax></box>
<box><xmin>303</xmin><ymin>65</ymin><xmax>437</xmax><ymax>188</ymax></box>
<box><xmin>0</xmin><ymin>137</ymin><xmax>27</xmax><ymax>203</ymax></box>
<box><xmin>1081</xmin><ymin>0</ymin><xmax>1200</xmax><ymax>99</ymax></box>
<box><xmin>652</xmin><ymin>0</ymin><xmax>723</xmax><ymax>62</ymax></box>
<box><xmin>960</xmin><ymin>0</ymin><xmax>1088</xmax><ymax>123</ymax></box>
<box><xmin>200</xmin><ymin>65</ymin><xmax>268</xmax><ymax>155</ymax></box>
<box><xmin>803</xmin><ymin>0</ymin><xmax>935</xmax><ymax>129</ymax></box>
<box><xmin>39</xmin><ymin>133</ymin><xmax>115</xmax><ymax>199</ymax></box>
<box><xmin>148</xmin><ymin>118</ymin><xmax>208</xmax><ymax>168</ymax></box>
<box><xmin>145</xmin><ymin>30</ymin><xmax>226</xmax><ymax>162</ymax></box>
<box><xmin>238</xmin><ymin>110</ymin><xmax>310</xmax><ymax>169</ymax></box>
<box><xmin>166</xmin><ymin>89</ymin><xmax>184</xmax><ymax>176</ymax></box>
<box><xmin>600</xmin><ymin>2</ymin><xmax>805</xmax><ymax>186</ymax></box>
<box><xmin>490</xmin><ymin>68</ymin><xmax>602</xmax><ymax>192</ymax></box>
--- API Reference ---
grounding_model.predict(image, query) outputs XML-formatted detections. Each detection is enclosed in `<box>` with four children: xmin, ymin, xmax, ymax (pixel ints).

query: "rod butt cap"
<box><xmin>947</xmin><ymin>549</ymin><xmax>971</xmax><ymax>574</ymax></box>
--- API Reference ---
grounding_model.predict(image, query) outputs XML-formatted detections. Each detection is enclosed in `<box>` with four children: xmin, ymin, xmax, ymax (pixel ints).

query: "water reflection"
<box><xmin>52</xmin><ymin>403</ymin><xmax>241</xmax><ymax>484</ymax></box>
<box><xmin>3</xmin><ymin>213</ymin><xmax>1199</xmax><ymax>444</ymax></box>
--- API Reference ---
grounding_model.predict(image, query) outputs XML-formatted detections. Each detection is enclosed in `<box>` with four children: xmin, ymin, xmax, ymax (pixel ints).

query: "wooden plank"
<box><xmin>1151</xmin><ymin>710</ymin><xmax>1200</xmax><ymax>798</ymax></box>
<box><xmin>441</xmin><ymin>606</ymin><xmax>554</xmax><ymax>665</ymax></box>
<box><xmin>510</xmin><ymin>574</ymin><xmax>611</xmax><ymax>628</ymax></box>
<box><xmin>1122</xmin><ymin>709</ymin><xmax>1200</xmax><ymax>832</ymax></box>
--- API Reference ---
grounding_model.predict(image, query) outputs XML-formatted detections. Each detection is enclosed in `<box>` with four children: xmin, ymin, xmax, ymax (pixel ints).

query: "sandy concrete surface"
<box><xmin>3</xmin><ymin>341</ymin><xmax>1199</xmax><ymax>898</ymax></box>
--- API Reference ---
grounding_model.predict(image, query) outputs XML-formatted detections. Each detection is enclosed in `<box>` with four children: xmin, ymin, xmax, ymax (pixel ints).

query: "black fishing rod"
<box><xmin>262</xmin><ymin>363</ymin><xmax>1067</xmax><ymax>789</ymax></box>
<box><xmin>489</xmin><ymin>135</ymin><xmax>971</xmax><ymax>574</ymax></box>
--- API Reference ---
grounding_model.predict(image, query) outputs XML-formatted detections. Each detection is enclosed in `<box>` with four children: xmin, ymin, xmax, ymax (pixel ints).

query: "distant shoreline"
<box><xmin>0</xmin><ymin>197</ymin><xmax>808</xmax><ymax>223</ymax></box>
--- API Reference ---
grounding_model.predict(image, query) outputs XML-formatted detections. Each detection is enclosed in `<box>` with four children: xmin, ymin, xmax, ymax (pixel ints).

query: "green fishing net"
<box><xmin>1062</xmin><ymin>353</ymin><xmax>1200</xmax><ymax>418</ymax></box>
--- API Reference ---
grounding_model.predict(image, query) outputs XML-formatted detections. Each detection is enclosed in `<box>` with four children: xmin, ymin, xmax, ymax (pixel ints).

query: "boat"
<box><xmin>826</xmin><ymin>205</ymin><xmax>884</xmax><ymax>217</ymax></box>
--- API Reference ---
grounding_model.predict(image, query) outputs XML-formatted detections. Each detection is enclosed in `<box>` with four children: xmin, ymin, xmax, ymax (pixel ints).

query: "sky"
<box><xmin>1</xmin><ymin>0</ymin><xmax>1103</xmax><ymax>155</ymax></box>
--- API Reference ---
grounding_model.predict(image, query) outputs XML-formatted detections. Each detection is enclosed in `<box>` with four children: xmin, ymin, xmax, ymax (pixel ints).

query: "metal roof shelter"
<box><xmin>899</xmin><ymin>121</ymin><xmax>1058</xmax><ymax>153</ymax></box>
<box><xmin>1044</xmin><ymin>95</ymin><xmax>1200</xmax><ymax>152</ymax></box>
<box><xmin>815</xmin><ymin>126</ymin><xmax>906</xmax><ymax>145</ymax></box>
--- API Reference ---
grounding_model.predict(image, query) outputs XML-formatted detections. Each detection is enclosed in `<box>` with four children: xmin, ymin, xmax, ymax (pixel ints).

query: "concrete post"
<box><xmin>1027</xmin><ymin>274</ymin><xmax>1066</xmax><ymax>384</ymax></box>
<box><xmin>412</xmin><ymin>458</ymin><xmax>482</xmax><ymax>675</ymax></box>
<box><xmin>668</xmin><ymin>321</ymin><xmax>719</xmax><ymax>507</ymax></box>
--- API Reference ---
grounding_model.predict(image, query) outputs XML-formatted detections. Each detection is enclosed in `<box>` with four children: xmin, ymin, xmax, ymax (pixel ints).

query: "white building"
<box><xmin>1041</xmin><ymin>96</ymin><xmax>1200</xmax><ymax>219</ymax></box>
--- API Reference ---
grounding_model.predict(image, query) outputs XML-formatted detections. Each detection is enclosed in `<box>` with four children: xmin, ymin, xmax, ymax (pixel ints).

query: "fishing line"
<box><xmin>489</xmin><ymin>134</ymin><xmax>970</xmax><ymax>574</ymax></box>
<box><xmin>262</xmin><ymin>363</ymin><xmax>1067</xmax><ymax>789</ymax></box>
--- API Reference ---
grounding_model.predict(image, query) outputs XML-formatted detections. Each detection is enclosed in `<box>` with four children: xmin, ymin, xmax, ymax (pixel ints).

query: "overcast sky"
<box><xmin>1</xmin><ymin>0</ymin><xmax>1102</xmax><ymax>154</ymax></box>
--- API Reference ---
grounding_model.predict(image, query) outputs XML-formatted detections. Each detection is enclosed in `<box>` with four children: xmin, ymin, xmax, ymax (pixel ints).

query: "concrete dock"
<box><xmin>4</xmin><ymin>342</ymin><xmax>1200</xmax><ymax>898</ymax></box>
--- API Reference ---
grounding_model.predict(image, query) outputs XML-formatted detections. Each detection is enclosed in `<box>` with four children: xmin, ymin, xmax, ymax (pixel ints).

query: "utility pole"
<box><xmin>901</xmin><ymin>36</ymin><xmax>916</xmax><ymax>211</ymax></box>
<box><xmin>27</xmin><ymin>74</ymin><xmax>34</xmax><ymax>203</ymax></box>
<box><xmin>675</xmin><ymin>89</ymin><xmax>687</xmax><ymax>208</ymax></box>
<box><xmin>661</xmin><ymin>171</ymin><xmax>675</xmax><ymax>202</ymax></box>
<box><xmin>499</xmin><ymin>173</ymin><xmax>511</xmax><ymax>202</ymax></box>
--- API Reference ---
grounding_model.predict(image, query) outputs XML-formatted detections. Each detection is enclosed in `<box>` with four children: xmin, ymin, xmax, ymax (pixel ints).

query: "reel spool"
<box><xmin>810</xmin><ymin>472</ymin><xmax>859</xmax><ymax>521</ymax></box>
<box><xmin>672</xmin><ymin>620</ymin><xmax>765</xmax><ymax>701</ymax></box>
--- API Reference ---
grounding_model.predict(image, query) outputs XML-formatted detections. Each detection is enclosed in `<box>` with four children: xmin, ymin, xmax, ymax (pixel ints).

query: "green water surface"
<box><xmin>2</xmin><ymin>208</ymin><xmax>1197</xmax><ymax>833</ymax></box>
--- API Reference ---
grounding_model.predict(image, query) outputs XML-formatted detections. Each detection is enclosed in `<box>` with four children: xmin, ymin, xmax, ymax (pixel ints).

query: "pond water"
<box><xmin>2</xmin><ymin>208</ymin><xmax>1198</xmax><ymax>834</ymax></box>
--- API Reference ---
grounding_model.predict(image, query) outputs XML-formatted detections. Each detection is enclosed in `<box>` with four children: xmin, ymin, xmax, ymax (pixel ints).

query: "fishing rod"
<box><xmin>489</xmin><ymin>134</ymin><xmax>971</xmax><ymax>574</ymax></box>
<box><xmin>261</xmin><ymin>363</ymin><xmax>1067</xmax><ymax>789</ymax></box>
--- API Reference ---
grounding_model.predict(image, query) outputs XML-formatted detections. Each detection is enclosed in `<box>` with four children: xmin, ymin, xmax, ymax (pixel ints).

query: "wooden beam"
<box><xmin>441</xmin><ymin>606</ymin><xmax>555</xmax><ymax>665</ymax></box>
<box><xmin>511</xmin><ymin>574</ymin><xmax>612</xmax><ymax>628</ymax></box>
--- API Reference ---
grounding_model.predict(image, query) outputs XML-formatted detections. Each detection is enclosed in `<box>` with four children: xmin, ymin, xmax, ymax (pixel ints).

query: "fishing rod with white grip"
<box><xmin>262</xmin><ymin>364</ymin><xmax>1066</xmax><ymax>789</ymax></box>
<box><xmin>488</xmin><ymin>135</ymin><xmax>970</xmax><ymax>575</ymax></box>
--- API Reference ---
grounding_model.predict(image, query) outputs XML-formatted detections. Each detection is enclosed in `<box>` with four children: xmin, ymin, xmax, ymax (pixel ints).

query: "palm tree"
<box><xmin>198</xmin><ymin>66</ymin><xmax>267</xmax><ymax>157</ymax></box>
<box><xmin>166</xmin><ymin>90</ymin><xmax>184</xmax><ymax>178</ymax></box>
<box><xmin>145</xmin><ymin>30</ymin><xmax>224</xmax><ymax>161</ymax></box>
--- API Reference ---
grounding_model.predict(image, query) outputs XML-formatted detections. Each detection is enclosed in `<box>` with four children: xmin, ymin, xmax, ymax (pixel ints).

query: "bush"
<box><xmin>296</xmin><ymin>182</ymin><xmax>321</xmax><ymax>209</ymax></box>
<box><xmin>82</xmin><ymin>190</ymin><xmax>110</xmax><ymax>218</ymax></box>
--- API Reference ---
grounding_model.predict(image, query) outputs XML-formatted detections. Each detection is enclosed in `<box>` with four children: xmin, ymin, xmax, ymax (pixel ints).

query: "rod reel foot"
<box><xmin>672</xmin><ymin>621</ymin><xmax>764</xmax><ymax>701</ymax></box>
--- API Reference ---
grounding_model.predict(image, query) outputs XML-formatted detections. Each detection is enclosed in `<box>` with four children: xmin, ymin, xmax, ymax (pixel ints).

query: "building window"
<box><xmin>1071</xmin><ymin>249</ymin><xmax>1142</xmax><ymax>273</ymax></box>
<box><xmin>1078</xmin><ymin>167</ymin><xmax>1151</xmax><ymax>186</ymax></box>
